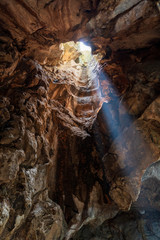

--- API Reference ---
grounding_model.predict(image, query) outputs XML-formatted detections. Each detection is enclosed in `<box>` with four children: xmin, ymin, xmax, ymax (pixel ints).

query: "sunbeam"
<box><xmin>87</xmin><ymin>55</ymin><xmax>154</xmax><ymax>211</ymax></box>
<box><xmin>79</xmin><ymin>42</ymin><xmax>91</xmax><ymax>52</ymax></box>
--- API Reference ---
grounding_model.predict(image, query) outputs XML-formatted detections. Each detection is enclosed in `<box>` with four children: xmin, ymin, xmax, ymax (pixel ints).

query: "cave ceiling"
<box><xmin>0</xmin><ymin>0</ymin><xmax>160</xmax><ymax>239</ymax></box>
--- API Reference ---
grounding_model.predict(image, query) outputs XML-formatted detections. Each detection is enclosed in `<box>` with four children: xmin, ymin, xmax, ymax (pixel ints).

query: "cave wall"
<box><xmin>0</xmin><ymin>0</ymin><xmax>160</xmax><ymax>239</ymax></box>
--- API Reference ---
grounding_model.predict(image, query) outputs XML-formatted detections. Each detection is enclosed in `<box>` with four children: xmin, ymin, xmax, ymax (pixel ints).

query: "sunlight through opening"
<box><xmin>79</xmin><ymin>41</ymin><xmax>91</xmax><ymax>52</ymax></box>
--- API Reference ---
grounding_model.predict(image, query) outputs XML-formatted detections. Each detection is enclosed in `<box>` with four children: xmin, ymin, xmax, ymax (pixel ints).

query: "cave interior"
<box><xmin>0</xmin><ymin>0</ymin><xmax>160</xmax><ymax>239</ymax></box>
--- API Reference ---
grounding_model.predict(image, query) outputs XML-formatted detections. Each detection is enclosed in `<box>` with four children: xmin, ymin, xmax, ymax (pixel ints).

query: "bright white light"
<box><xmin>79</xmin><ymin>42</ymin><xmax>91</xmax><ymax>52</ymax></box>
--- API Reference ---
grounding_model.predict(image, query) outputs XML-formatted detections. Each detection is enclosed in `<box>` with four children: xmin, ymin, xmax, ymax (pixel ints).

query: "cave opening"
<box><xmin>48</xmin><ymin>40</ymin><xmax>104</xmax><ymax>127</ymax></box>
<box><xmin>59</xmin><ymin>41</ymin><xmax>93</xmax><ymax>66</ymax></box>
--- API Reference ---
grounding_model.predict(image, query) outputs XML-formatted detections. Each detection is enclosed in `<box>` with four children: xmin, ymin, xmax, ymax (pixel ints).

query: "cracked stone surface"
<box><xmin>0</xmin><ymin>0</ymin><xmax>160</xmax><ymax>239</ymax></box>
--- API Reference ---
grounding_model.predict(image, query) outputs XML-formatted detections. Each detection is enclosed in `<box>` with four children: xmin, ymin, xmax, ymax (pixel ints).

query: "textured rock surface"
<box><xmin>103</xmin><ymin>96</ymin><xmax>160</xmax><ymax>210</ymax></box>
<box><xmin>0</xmin><ymin>0</ymin><xmax>160</xmax><ymax>239</ymax></box>
<box><xmin>73</xmin><ymin>209</ymin><xmax>160</xmax><ymax>240</ymax></box>
<box><xmin>48</xmin><ymin>47</ymin><xmax>103</xmax><ymax>127</ymax></box>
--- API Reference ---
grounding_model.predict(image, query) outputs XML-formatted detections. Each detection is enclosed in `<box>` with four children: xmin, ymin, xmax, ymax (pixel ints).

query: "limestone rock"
<box><xmin>0</xmin><ymin>200</ymin><xmax>10</xmax><ymax>235</ymax></box>
<box><xmin>103</xmin><ymin>96</ymin><xmax>160</xmax><ymax>210</ymax></box>
<box><xmin>0</xmin><ymin>148</ymin><xmax>25</xmax><ymax>183</ymax></box>
<box><xmin>14</xmin><ymin>200</ymin><xmax>67</xmax><ymax>240</ymax></box>
<box><xmin>0</xmin><ymin>0</ymin><xmax>160</xmax><ymax>239</ymax></box>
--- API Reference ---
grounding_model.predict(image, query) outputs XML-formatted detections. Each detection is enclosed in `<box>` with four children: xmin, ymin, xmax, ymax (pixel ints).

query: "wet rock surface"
<box><xmin>0</xmin><ymin>0</ymin><xmax>160</xmax><ymax>239</ymax></box>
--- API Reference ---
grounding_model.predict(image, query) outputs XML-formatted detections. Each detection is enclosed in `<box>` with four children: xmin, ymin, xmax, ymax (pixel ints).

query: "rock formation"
<box><xmin>0</xmin><ymin>0</ymin><xmax>160</xmax><ymax>239</ymax></box>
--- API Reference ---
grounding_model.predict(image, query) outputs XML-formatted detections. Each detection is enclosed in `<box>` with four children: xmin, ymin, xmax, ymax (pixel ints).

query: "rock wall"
<box><xmin>0</xmin><ymin>0</ymin><xmax>160</xmax><ymax>239</ymax></box>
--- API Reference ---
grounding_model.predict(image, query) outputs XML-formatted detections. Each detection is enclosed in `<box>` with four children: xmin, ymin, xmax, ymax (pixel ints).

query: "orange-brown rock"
<box><xmin>0</xmin><ymin>0</ymin><xmax>160</xmax><ymax>239</ymax></box>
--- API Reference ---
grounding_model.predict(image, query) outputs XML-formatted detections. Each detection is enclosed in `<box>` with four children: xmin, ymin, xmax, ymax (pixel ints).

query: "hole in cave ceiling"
<box><xmin>59</xmin><ymin>41</ymin><xmax>102</xmax><ymax>66</ymax></box>
<box><xmin>48</xmin><ymin>41</ymin><xmax>105</xmax><ymax>126</ymax></box>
